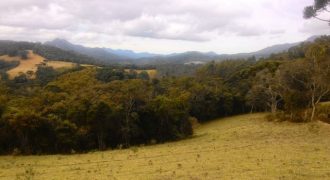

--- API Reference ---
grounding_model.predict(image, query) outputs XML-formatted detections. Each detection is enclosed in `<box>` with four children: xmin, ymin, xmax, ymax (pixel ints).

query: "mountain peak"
<box><xmin>49</xmin><ymin>38</ymin><xmax>71</xmax><ymax>44</ymax></box>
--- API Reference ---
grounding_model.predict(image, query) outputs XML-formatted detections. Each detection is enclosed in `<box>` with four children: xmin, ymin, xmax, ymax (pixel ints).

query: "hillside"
<box><xmin>45</xmin><ymin>39</ymin><xmax>132</xmax><ymax>64</ymax></box>
<box><xmin>44</xmin><ymin>36</ymin><xmax>320</xmax><ymax>65</ymax></box>
<box><xmin>1</xmin><ymin>113</ymin><xmax>329</xmax><ymax>179</ymax></box>
<box><xmin>0</xmin><ymin>50</ymin><xmax>78</xmax><ymax>79</ymax></box>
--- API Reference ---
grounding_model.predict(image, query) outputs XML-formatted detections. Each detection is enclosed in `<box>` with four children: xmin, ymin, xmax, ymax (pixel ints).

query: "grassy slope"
<box><xmin>0</xmin><ymin>113</ymin><xmax>330</xmax><ymax>179</ymax></box>
<box><xmin>0</xmin><ymin>51</ymin><xmax>77</xmax><ymax>79</ymax></box>
<box><xmin>0</xmin><ymin>51</ymin><xmax>157</xmax><ymax>80</ymax></box>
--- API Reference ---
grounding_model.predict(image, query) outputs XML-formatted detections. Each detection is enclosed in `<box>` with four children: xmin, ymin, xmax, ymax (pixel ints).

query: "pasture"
<box><xmin>0</xmin><ymin>113</ymin><xmax>329</xmax><ymax>179</ymax></box>
<box><xmin>0</xmin><ymin>51</ymin><xmax>78</xmax><ymax>79</ymax></box>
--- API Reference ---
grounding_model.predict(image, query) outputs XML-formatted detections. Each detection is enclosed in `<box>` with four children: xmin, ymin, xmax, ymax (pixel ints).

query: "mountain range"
<box><xmin>44</xmin><ymin>35</ymin><xmax>319</xmax><ymax>65</ymax></box>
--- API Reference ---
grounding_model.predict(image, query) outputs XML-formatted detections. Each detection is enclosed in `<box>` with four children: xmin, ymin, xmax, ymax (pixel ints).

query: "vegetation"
<box><xmin>0</xmin><ymin>40</ymin><xmax>105</xmax><ymax>66</ymax></box>
<box><xmin>1</xmin><ymin>113</ymin><xmax>330</xmax><ymax>179</ymax></box>
<box><xmin>0</xmin><ymin>36</ymin><xmax>329</xmax><ymax>155</ymax></box>
<box><xmin>304</xmin><ymin>0</ymin><xmax>330</xmax><ymax>23</ymax></box>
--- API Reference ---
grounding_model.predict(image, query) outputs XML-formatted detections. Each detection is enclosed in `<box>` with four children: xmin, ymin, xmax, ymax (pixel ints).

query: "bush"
<box><xmin>317</xmin><ymin>103</ymin><xmax>330</xmax><ymax>123</ymax></box>
<box><xmin>267</xmin><ymin>110</ymin><xmax>310</xmax><ymax>123</ymax></box>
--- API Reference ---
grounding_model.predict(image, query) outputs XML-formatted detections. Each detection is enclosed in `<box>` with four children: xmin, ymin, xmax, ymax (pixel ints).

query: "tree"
<box><xmin>7</xmin><ymin>110</ymin><xmax>55</xmax><ymax>154</ymax></box>
<box><xmin>36</xmin><ymin>66</ymin><xmax>58</xmax><ymax>85</ymax></box>
<box><xmin>0</xmin><ymin>82</ymin><xmax>8</xmax><ymax>117</ymax></box>
<box><xmin>247</xmin><ymin>69</ymin><xmax>282</xmax><ymax>114</ymax></box>
<box><xmin>107</xmin><ymin>79</ymin><xmax>153</xmax><ymax>147</ymax></box>
<box><xmin>278</xmin><ymin>43</ymin><xmax>330</xmax><ymax>121</ymax></box>
<box><xmin>304</xmin><ymin>0</ymin><xmax>330</xmax><ymax>24</ymax></box>
<box><xmin>87</xmin><ymin>101</ymin><xmax>114</xmax><ymax>150</ymax></box>
<box><xmin>143</xmin><ymin>95</ymin><xmax>192</xmax><ymax>142</ymax></box>
<box><xmin>18</xmin><ymin>50</ymin><xmax>29</xmax><ymax>60</ymax></box>
<box><xmin>14</xmin><ymin>72</ymin><xmax>28</xmax><ymax>84</ymax></box>
<box><xmin>305</xmin><ymin>43</ymin><xmax>330</xmax><ymax>121</ymax></box>
<box><xmin>137</xmin><ymin>71</ymin><xmax>150</xmax><ymax>80</ymax></box>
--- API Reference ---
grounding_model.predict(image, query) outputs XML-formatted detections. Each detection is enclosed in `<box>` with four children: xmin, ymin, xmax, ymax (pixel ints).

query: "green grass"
<box><xmin>1</xmin><ymin>113</ymin><xmax>330</xmax><ymax>179</ymax></box>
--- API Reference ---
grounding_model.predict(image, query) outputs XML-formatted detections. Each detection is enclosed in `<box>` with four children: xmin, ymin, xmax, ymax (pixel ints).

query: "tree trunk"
<box><xmin>98</xmin><ymin>132</ymin><xmax>105</xmax><ymax>150</ymax></box>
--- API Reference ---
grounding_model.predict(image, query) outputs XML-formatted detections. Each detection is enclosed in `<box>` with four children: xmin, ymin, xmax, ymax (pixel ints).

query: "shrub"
<box><xmin>317</xmin><ymin>103</ymin><xmax>330</xmax><ymax>123</ymax></box>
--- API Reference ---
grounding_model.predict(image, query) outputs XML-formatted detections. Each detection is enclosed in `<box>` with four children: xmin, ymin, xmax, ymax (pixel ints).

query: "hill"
<box><xmin>45</xmin><ymin>39</ymin><xmax>132</xmax><ymax>64</ymax></box>
<box><xmin>105</xmin><ymin>48</ymin><xmax>159</xmax><ymax>59</ymax></box>
<box><xmin>0</xmin><ymin>50</ymin><xmax>78</xmax><ymax>79</ymax></box>
<box><xmin>0</xmin><ymin>35</ymin><xmax>322</xmax><ymax>66</ymax></box>
<box><xmin>0</xmin><ymin>40</ymin><xmax>112</xmax><ymax>66</ymax></box>
<box><xmin>1</xmin><ymin>113</ymin><xmax>330</xmax><ymax>179</ymax></box>
<box><xmin>45</xmin><ymin>36</ymin><xmax>320</xmax><ymax>65</ymax></box>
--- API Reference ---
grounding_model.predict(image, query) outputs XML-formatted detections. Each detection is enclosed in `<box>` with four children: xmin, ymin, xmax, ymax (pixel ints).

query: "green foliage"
<box><xmin>36</xmin><ymin>66</ymin><xmax>58</xmax><ymax>85</ymax></box>
<box><xmin>303</xmin><ymin>0</ymin><xmax>329</xmax><ymax>23</ymax></box>
<box><xmin>137</xmin><ymin>71</ymin><xmax>150</xmax><ymax>80</ymax></box>
<box><xmin>96</xmin><ymin>67</ymin><xmax>137</xmax><ymax>82</ymax></box>
<box><xmin>0</xmin><ymin>36</ymin><xmax>330</xmax><ymax>155</ymax></box>
<box><xmin>317</xmin><ymin>103</ymin><xmax>330</xmax><ymax>123</ymax></box>
<box><xmin>0</xmin><ymin>59</ymin><xmax>19</xmax><ymax>70</ymax></box>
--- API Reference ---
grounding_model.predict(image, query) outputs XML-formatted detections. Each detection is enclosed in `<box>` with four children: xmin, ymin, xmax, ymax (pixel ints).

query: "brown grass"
<box><xmin>1</xmin><ymin>50</ymin><xmax>43</xmax><ymax>79</ymax></box>
<box><xmin>0</xmin><ymin>51</ymin><xmax>79</xmax><ymax>79</ymax></box>
<box><xmin>45</xmin><ymin>61</ymin><xmax>77</xmax><ymax>69</ymax></box>
<box><xmin>0</xmin><ymin>113</ymin><xmax>330</xmax><ymax>179</ymax></box>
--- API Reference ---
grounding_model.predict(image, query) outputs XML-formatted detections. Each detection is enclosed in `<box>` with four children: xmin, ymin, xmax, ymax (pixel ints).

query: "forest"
<box><xmin>0</xmin><ymin>36</ymin><xmax>329</xmax><ymax>155</ymax></box>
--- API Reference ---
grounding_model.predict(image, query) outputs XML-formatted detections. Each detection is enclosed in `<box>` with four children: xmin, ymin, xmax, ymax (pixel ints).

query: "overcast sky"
<box><xmin>0</xmin><ymin>0</ymin><xmax>328</xmax><ymax>54</ymax></box>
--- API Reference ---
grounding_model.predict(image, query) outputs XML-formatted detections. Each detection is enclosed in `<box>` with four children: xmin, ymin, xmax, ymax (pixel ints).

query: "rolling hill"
<box><xmin>45</xmin><ymin>36</ymin><xmax>320</xmax><ymax>65</ymax></box>
<box><xmin>45</xmin><ymin>39</ymin><xmax>132</xmax><ymax>64</ymax></box>
<box><xmin>0</xmin><ymin>35</ymin><xmax>321</xmax><ymax>67</ymax></box>
<box><xmin>1</xmin><ymin>113</ymin><xmax>329</xmax><ymax>179</ymax></box>
<box><xmin>0</xmin><ymin>50</ymin><xmax>157</xmax><ymax>80</ymax></box>
<box><xmin>0</xmin><ymin>50</ymin><xmax>78</xmax><ymax>79</ymax></box>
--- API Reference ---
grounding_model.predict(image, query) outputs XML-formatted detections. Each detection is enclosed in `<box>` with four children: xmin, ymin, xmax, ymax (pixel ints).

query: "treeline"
<box><xmin>0</xmin><ymin>36</ymin><xmax>329</xmax><ymax>155</ymax></box>
<box><xmin>0</xmin><ymin>67</ymin><xmax>193</xmax><ymax>154</ymax></box>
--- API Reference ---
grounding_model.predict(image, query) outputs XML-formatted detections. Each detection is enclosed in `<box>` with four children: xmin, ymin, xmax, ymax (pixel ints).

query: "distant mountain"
<box><xmin>105</xmin><ymin>49</ymin><xmax>159</xmax><ymax>59</ymax></box>
<box><xmin>0</xmin><ymin>40</ymin><xmax>105</xmax><ymax>65</ymax></box>
<box><xmin>45</xmin><ymin>39</ymin><xmax>131</xmax><ymax>64</ymax></box>
<box><xmin>137</xmin><ymin>51</ymin><xmax>219</xmax><ymax>64</ymax></box>
<box><xmin>44</xmin><ymin>35</ymin><xmax>321</xmax><ymax>65</ymax></box>
<box><xmin>138</xmin><ymin>35</ymin><xmax>321</xmax><ymax>64</ymax></box>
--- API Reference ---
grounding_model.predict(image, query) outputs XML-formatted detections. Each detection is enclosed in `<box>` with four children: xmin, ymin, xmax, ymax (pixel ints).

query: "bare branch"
<box><xmin>313</xmin><ymin>15</ymin><xmax>330</xmax><ymax>22</ymax></box>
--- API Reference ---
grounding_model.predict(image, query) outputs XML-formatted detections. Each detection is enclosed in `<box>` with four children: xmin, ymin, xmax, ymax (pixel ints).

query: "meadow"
<box><xmin>0</xmin><ymin>51</ymin><xmax>76</xmax><ymax>79</ymax></box>
<box><xmin>0</xmin><ymin>113</ymin><xmax>329</xmax><ymax>179</ymax></box>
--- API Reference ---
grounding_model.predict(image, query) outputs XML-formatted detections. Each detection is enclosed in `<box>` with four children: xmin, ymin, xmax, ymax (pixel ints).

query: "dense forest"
<box><xmin>0</xmin><ymin>36</ymin><xmax>329</xmax><ymax>155</ymax></box>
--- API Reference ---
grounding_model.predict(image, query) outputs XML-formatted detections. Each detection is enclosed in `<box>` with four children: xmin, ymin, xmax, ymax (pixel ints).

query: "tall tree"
<box><xmin>246</xmin><ymin>69</ymin><xmax>282</xmax><ymax>113</ymax></box>
<box><xmin>305</xmin><ymin>43</ymin><xmax>330</xmax><ymax>121</ymax></box>
<box><xmin>304</xmin><ymin>0</ymin><xmax>330</xmax><ymax>24</ymax></box>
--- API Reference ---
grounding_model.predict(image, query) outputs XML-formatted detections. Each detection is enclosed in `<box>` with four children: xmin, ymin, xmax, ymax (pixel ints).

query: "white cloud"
<box><xmin>0</xmin><ymin>0</ymin><xmax>328</xmax><ymax>54</ymax></box>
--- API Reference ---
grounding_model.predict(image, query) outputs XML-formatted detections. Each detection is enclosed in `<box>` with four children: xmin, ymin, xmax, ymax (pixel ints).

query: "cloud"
<box><xmin>0</xmin><ymin>3</ymin><xmax>74</xmax><ymax>29</ymax></box>
<box><xmin>0</xmin><ymin>0</ymin><xmax>254</xmax><ymax>41</ymax></box>
<box><xmin>299</xmin><ymin>19</ymin><xmax>330</xmax><ymax>35</ymax></box>
<box><xmin>0</xmin><ymin>0</ymin><xmax>328</xmax><ymax>53</ymax></box>
<box><xmin>269</xmin><ymin>29</ymin><xmax>286</xmax><ymax>35</ymax></box>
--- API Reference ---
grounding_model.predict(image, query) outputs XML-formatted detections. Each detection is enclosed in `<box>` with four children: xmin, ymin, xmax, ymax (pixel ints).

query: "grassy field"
<box><xmin>0</xmin><ymin>113</ymin><xmax>330</xmax><ymax>179</ymax></box>
<box><xmin>1</xmin><ymin>51</ymin><xmax>44</xmax><ymax>79</ymax></box>
<box><xmin>0</xmin><ymin>51</ymin><xmax>78</xmax><ymax>79</ymax></box>
<box><xmin>0</xmin><ymin>51</ymin><xmax>156</xmax><ymax>80</ymax></box>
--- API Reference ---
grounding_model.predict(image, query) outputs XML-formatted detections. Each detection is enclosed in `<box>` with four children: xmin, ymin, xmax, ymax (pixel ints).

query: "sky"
<box><xmin>0</xmin><ymin>0</ymin><xmax>329</xmax><ymax>54</ymax></box>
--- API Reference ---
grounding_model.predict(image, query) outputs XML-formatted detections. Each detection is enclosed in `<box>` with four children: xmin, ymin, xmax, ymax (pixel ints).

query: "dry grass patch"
<box><xmin>0</xmin><ymin>51</ymin><xmax>81</xmax><ymax>79</ymax></box>
<box><xmin>0</xmin><ymin>113</ymin><xmax>330</xmax><ymax>179</ymax></box>
<box><xmin>45</xmin><ymin>61</ymin><xmax>77</xmax><ymax>69</ymax></box>
<box><xmin>4</xmin><ymin>50</ymin><xmax>44</xmax><ymax>79</ymax></box>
